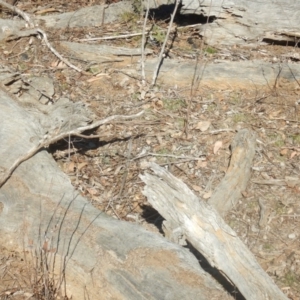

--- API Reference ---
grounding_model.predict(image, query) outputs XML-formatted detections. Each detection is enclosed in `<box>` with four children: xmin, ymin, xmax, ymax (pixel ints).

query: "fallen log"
<box><xmin>0</xmin><ymin>89</ymin><xmax>232</xmax><ymax>299</ymax></box>
<box><xmin>208</xmin><ymin>129</ymin><xmax>256</xmax><ymax>217</ymax></box>
<box><xmin>140</xmin><ymin>162</ymin><xmax>288</xmax><ymax>300</ymax></box>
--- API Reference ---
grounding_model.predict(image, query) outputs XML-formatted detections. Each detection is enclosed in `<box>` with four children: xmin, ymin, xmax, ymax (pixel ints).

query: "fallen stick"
<box><xmin>78</xmin><ymin>32</ymin><xmax>144</xmax><ymax>41</ymax></box>
<box><xmin>0</xmin><ymin>0</ymin><xmax>84</xmax><ymax>73</ymax></box>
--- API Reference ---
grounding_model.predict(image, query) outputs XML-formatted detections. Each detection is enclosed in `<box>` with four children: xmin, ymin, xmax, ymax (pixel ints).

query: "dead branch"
<box><xmin>36</xmin><ymin>29</ymin><xmax>83</xmax><ymax>73</ymax></box>
<box><xmin>0</xmin><ymin>0</ymin><xmax>34</xmax><ymax>26</ymax></box>
<box><xmin>208</xmin><ymin>129</ymin><xmax>256</xmax><ymax>217</ymax></box>
<box><xmin>141</xmin><ymin>0</ymin><xmax>150</xmax><ymax>84</ymax></box>
<box><xmin>0</xmin><ymin>1</ymin><xmax>83</xmax><ymax>73</ymax></box>
<box><xmin>0</xmin><ymin>111</ymin><xmax>144</xmax><ymax>188</ymax></box>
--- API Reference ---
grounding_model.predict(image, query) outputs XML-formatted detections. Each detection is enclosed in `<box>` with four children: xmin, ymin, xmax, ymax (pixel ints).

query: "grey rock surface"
<box><xmin>60</xmin><ymin>41</ymin><xmax>153</xmax><ymax>64</ymax></box>
<box><xmin>143</xmin><ymin>59</ymin><xmax>300</xmax><ymax>88</ymax></box>
<box><xmin>38</xmin><ymin>1</ymin><xmax>133</xmax><ymax>28</ymax></box>
<box><xmin>145</xmin><ymin>0</ymin><xmax>300</xmax><ymax>46</ymax></box>
<box><xmin>20</xmin><ymin>76</ymin><xmax>55</xmax><ymax>105</ymax></box>
<box><xmin>193</xmin><ymin>0</ymin><xmax>300</xmax><ymax>46</ymax></box>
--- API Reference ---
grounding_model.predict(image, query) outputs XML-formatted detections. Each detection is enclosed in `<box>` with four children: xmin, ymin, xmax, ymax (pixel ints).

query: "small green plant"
<box><xmin>131</xmin><ymin>93</ymin><xmax>139</xmax><ymax>101</ymax></box>
<box><xmin>157</xmin><ymin>148</ymin><xmax>170</xmax><ymax>155</ymax></box>
<box><xmin>247</xmin><ymin>200</ymin><xmax>256</xmax><ymax>209</ymax></box>
<box><xmin>18</xmin><ymin>62</ymin><xmax>28</xmax><ymax>71</ymax></box>
<box><xmin>227</xmin><ymin>219</ymin><xmax>238</xmax><ymax>228</ymax></box>
<box><xmin>59</xmin><ymin>82</ymin><xmax>69</xmax><ymax>91</ymax></box>
<box><xmin>274</xmin><ymin>139</ymin><xmax>285</xmax><ymax>147</ymax></box>
<box><xmin>132</xmin><ymin>0</ymin><xmax>143</xmax><ymax>14</ymax></box>
<box><xmin>268</xmin><ymin>133</ymin><xmax>285</xmax><ymax>147</ymax></box>
<box><xmin>263</xmin><ymin>243</ymin><xmax>273</xmax><ymax>251</ymax></box>
<box><xmin>102</xmin><ymin>156</ymin><xmax>111</xmax><ymax>165</ymax></box>
<box><xmin>87</xmin><ymin>65</ymin><xmax>100</xmax><ymax>75</ymax></box>
<box><xmin>274</xmin><ymin>200</ymin><xmax>287</xmax><ymax>215</ymax></box>
<box><xmin>120</xmin><ymin>11</ymin><xmax>138</xmax><ymax>24</ymax></box>
<box><xmin>205</xmin><ymin>103</ymin><xmax>216</xmax><ymax>112</ymax></box>
<box><xmin>176</xmin><ymin>118</ymin><xmax>185</xmax><ymax>129</ymax></box>
<box><xmin>291</xmin><ymin>134</ymin><xmax>300</xmax><ymax>145</ymax></box>
<box><xmin>204</xmin><ymin>46</ymin><xmax>217</xmax><ymax>54</ymax></box>
<box><xmin>162</xmin><ymin>98</ymin><xmax>186</xmax><ymax>111</ymax></box>
<box><xmin>132</xmin><ymin>34</ymin><xmax>142</xmax><ymax>43</ymax></box>
<box><xmin>282</xmin><ymin>271</ymin><xmax>297</xmax><ymax>286</ymax></box>
<box><xmin>231</xmin><ymin>96</ymin><xmax>242</xmax><ymax>105</ymax></box>
<box><xmin>233</xmin><ymin>113</ymin><xmax>247</xmax><ymax>123</ymax></box>
<box><xmin>151</xmin><ymin>25</ymin><xmax>166</xmax><ymax>45</ymax></box>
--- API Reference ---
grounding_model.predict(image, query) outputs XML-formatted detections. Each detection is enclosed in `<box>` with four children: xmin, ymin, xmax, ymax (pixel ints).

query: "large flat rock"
<box><xmin>145</xmin><ymin>0</ymin><xmax>300</xmax><ymax>46</ymax></box>
<box><xmin>143</xmin><ymin>59</ymin><xmax>300</xmax><ymax>88</ymax></box>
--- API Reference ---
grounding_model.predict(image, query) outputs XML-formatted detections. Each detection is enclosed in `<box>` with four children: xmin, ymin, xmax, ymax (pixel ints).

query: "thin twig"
<box><xmin>36</xmin><ymin>29</ymin><xmax>83</xmax><ymax>73</ymax></box>
<box><xmin>183</xmin><ymin>53</ymin><xmax>200</xmax><ymax>137</ymax></box>
<box><xmin>133</xmin><ymin>152</ymin><xmax>206</xmax><ymax>161</ymax></box>
<box><xmin>0</xmin><ymin>1</ymin><xmax>83</xmax><ymax>73</ymax></box>
<box><xmin>151</xmin><ymin>0</ymin><xmax>179</xmax><ymax>86</ymax></box>
<box><xmin>78</xmin><ymin>32</ymin><xmax>144</xmax><ymax>41</ymax></box>
<box><xmin>0</xmin><ymin>111</ymin><xmax>144</xmax><ymax>188</ymax></box>
<box><xmin>0</xmin><ymin>0</ymin><xmax>34</xmax><ymax>26</ymax></box>
<box><xmin>273</xmin><ymin>64</ymin><xmax>282</xmax><ymax>91</ymax></box>
<box><xmin>287</xmin><ymin>64</ymin><xmax>300</xmax><ymax>87</ymax></box>
<box><xmin>117</xmin><ymin>139</ymin><xmax>132</xmax><ymax>199</ymax></box>
<box><xmin>141</xmin><ymin>0</ymin><xmax>150</xmax><ymax>84</ymax></box>
<box><xmin>205</xmin><ymin>129</ymin><xmax>236</xmax><ymax>135</ymax></box>
<box><xmin>79</xmin><ymin>25</ymin><xmax>188</xmax><ymax>43</ymax></box>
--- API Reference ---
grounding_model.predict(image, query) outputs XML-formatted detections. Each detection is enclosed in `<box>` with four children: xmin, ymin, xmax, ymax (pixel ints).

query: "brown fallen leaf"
<box><xmin>86</xmin><ymin>187</ymin><xmax>99</xmax><ymax>195</ymax></box>
<box><xmin>192</xmin><ymin>185</ymin><xmax>202</xmax><ymax>192</ymax></box>
<box><xmin>66</xmin><ymin>161</ymin><xmax>75</xmax><ymax>173</ymax></box>
<box><xmin>77</xmin><ymin>162</ymin><xmax>88</xmax><ymax>171</ymax></box>
<box><xmin>280</xmin><ymin>148</ymin><xmax>288</xmax><ymax>156</ymax></box>
<box><xmin>195</xmin><ymin>120</ymin><xmax>211</xmax><ymax>132</ymax></box>
<box><xmin>285</xmin><ymin>176</ymin><xmax>300</xmax><ymax>188</ymax></box>
<box><xmin>290</xmin><ymin>151</ymin><xmax>298</xmax><ymax>159</ymax></box>
<box><xmin>50</xmin><ymin>59</ymin><xmax>67</xmax><ymax>69</ymax></box>
<box><xmin>195</xmin><ymin>160</ymin><xmax>207</xmax><ymax>169</ymax></box>
<box><xmin>153</xmin><ymin>100</ymin><xmax>164</xmax><ymax>109</ymax></box>
<box><xmin>203</xmin><ymin>190</ymin><xmax>212</xmax><ymax>199</ymax></box>
<box><xmin>213</xmin><ymin>140</ymin><xmax>223</xmax><ymax>154</ymax></box>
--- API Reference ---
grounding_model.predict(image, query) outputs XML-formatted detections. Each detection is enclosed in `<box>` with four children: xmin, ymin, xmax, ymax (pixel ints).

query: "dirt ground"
<box><xmin>1</xmin><ymin>0</ymin><xmax>300</xmax><ymax>299</ymax></box>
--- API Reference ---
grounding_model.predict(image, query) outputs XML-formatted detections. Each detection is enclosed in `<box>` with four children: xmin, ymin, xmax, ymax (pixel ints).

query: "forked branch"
<box><xmin>0</xmin><ymin>111</ymin><xmax>144</xmax><ymax>188</ymax></box>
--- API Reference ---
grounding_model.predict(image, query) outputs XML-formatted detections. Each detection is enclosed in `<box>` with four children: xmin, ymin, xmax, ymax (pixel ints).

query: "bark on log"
<box><xmin>0</xmin><ymin>90</ymin><xmax>232</xmax><ymax>299</ymax></box>
<box><xmin>140</xmin><ymin>163</ymin><xmax>288</xmax><ymax>300</ymax></box>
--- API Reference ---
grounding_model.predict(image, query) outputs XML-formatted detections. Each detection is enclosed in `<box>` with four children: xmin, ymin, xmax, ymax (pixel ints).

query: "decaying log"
<box><xmin>0</xmin><ymin>90</ymin><xmax>232</xmax><ymax>299</ymax></box>
<box><xmin>140</xmin><ymin>163</ymin><xmax>288</xmax><ymax>300</ymax></box>
<box><xmin>208</xmin><ymin>129</ymin><xmax>256</xmax><ymax>217</ymax></box>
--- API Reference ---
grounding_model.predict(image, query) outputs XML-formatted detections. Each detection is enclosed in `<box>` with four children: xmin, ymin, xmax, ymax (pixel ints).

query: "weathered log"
<box><xmin>208</xmin><ymin>129</ymin><xmax>256</xmax><ymax>217</ymax></box>
<box><xmin>0</xmin><ymin>90</ymin><xmax>232</xmax><ymax>299</ymax></box>
<box><xmin>140</xmin><ymin>163</ymin><xmax>288</xmax><ymax>300</ymax></box>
